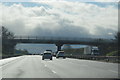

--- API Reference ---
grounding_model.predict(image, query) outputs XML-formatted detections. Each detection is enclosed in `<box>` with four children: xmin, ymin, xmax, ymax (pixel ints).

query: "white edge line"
<box><xmin>52</xmin><ymin>70</ymin><xmax>57</xmax><ymax>74</ymax></box>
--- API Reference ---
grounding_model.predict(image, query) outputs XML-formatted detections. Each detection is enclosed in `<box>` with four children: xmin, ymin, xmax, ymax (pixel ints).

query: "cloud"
<box><xmin>0</xmin><ymin>1</ymin><xmax>118</xmax><ymax>39</ymax></box>
<box><xmin>93</xmin><ymin>0</ymin><xmax>119</xmax><ymax>2</ymax></box>
<box><xmin>1</xmin><ymin>0</ymin><xmax>119</xmax><ymax>2</ymax></box>
<box><xmin>31</xmin><ymin>0</ymin><xmax>119</xmax><ymax>2</ymax></box>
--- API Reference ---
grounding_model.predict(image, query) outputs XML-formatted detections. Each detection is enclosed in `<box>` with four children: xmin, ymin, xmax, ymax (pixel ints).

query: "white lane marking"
<box><xmin>45</xmin><ymin>64</ymin><xmax>47</xmax><ymax>67</ymax></box>
<box><xmin>109</xmin><ymin>70</ymin><xmax>118</xmax><ymax>73</ymax></box>
<box><xmin>52</xmin><ymin>70</ymin><xmax>57</xmax><ymax>74</ymax></box>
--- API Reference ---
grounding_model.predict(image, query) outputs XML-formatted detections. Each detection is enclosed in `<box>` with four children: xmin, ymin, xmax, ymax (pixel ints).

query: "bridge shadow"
<box><xmin>56</xmin><ymin>58</ymin><xmax>66</xmax><ymax>60</ymax></box>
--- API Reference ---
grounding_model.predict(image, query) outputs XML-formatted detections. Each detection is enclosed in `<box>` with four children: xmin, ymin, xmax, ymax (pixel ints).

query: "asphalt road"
<box><xmin>1</xmin><ymin>55</ymin><xmax>119</xmax><ymax>78</ymax></box>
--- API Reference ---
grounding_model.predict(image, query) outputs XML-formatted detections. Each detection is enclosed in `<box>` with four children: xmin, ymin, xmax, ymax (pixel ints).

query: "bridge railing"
<box><xmin>13</xmin><ymin>36</ymin><xmax>115</xmax><ymax>43</ymax></box>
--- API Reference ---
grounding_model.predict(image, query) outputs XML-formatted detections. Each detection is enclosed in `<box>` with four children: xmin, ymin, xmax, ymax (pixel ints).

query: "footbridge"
<box><xmin>9</xmin><ymin>36</ymin><xmax>117</xmax><ymax>51</ymax></box>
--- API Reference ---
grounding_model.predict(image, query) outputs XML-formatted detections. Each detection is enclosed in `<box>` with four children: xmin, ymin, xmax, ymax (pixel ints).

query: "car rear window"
<box><xmin>44</xmin><ymin>53</ymin><xmax>51</xmax><ymax>55</ymax></box>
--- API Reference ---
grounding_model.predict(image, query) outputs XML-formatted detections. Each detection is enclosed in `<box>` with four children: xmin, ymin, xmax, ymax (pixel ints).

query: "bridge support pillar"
<box><xmin>55</xmin><ymin>44</ymin><xmax>63</xmax><ymax>52</ymax></box>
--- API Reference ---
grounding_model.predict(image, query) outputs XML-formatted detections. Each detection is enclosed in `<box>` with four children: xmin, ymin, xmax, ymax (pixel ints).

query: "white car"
<box><xmin>56</xmin><ymin>51</ymin><xmax>66</xmax><ymax>59</ymax></box>
<box><xmin>42</xmin><ymin>51</ymin><xmax>53</xmax><ymax>60</ymax></box>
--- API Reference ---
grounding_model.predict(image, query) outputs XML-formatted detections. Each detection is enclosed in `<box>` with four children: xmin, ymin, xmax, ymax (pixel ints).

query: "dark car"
<box><xmin>42</xmin><ymin>51</ymin><xmax>53</xmax><ymax>60</ymax></box>
<box><xmin>56</xmin><ymin>51</ymin><xmax>66</xmax><ymax>59</ymax></box>
<box><xmin>46</xmin><ymin>50</ymin><xmax>52</xmax><ymax>52</ymax></box>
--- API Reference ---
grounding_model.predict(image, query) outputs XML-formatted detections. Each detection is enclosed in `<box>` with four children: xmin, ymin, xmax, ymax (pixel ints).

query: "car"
<box><xmin>42</xmin><ymin>51</ymin><xmax>53</xmax><ymax>60</ymax></box>
<box><xmin>56</xmin><ymin>51</ymin><xmax>66</xmax><ymax>59</ymax></box>
<box><xmin>45</xmin><ymin>50</ymin><xmax>52</xmax><ymax>52</ymax></box>
<box><xmin>45</xmin><ymin>50</ymin><xmax>53</xmax><ymax>54</ymax></box>
<box><xmin>40</xmin><ymin>53</ymin><xmax>43</xmax><ymax>55</ymax></box>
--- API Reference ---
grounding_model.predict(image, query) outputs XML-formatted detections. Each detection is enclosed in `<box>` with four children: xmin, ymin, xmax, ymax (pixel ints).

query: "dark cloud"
<box><xmin>30</xmin><ymin>20</ymin><xmax>91</xmax><ymax>38</ymax></box>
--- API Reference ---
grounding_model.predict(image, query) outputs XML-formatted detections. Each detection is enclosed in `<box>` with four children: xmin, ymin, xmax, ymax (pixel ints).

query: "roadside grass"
<box><xmin>106</xmin><ymin>50</ymin><xmax>119</xmax><ymax>56</ymax></box>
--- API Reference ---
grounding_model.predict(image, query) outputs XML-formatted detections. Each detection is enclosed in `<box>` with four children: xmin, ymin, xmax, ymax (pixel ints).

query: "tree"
<box><xmin>2</xmin><ymin>26</ymin><xmax>15</xmax><ymax>56</ymax></box>
<box><xmin>2</xmin><ymin>26</ymin><xmax>14</xmax><ymax>39</ymax></box>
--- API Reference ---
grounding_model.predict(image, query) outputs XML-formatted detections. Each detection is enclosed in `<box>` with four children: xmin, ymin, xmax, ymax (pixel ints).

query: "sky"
<box><xmin>0</xmin><ymin>0</ymin><xmax>118</xmax><ymax>38</ymax></box>
<box><xmin>0</xmin><ymin>0</ymin><xmax>119</xmax><ymax>53</ymax></box>
<box><xmin>0</xmin><ymin>0</ymin><xmax>119</xmax><ymax>2</ymax></box>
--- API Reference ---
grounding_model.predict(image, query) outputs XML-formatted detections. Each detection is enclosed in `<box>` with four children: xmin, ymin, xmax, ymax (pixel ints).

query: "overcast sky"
<box><xmin>0</xmin><ymin>0</ymin><xmax>119</xmax><ymax>2</ymax></box>
<box><xmin>0</xmin><ymin>0</ymin><xmax>119</xmax><ymax>53</ymax></box>
<box><xmin>0</xmin><ymin>0</ymin><xmax>118</xmax><ymax>39</ymax></box>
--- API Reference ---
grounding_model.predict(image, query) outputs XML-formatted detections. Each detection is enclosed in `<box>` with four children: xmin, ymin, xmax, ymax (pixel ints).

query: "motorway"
<box><xmin>1</xmin><ymin>55</ymin><xmax>119</xmax><ymax>78</ymax></box>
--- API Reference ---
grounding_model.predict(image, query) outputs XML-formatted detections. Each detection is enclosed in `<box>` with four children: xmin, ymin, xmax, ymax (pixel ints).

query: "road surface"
<box><xmin>1</xmin><ymin>55</ymin><xmax>119</xmax><ymax>78</ymax></box>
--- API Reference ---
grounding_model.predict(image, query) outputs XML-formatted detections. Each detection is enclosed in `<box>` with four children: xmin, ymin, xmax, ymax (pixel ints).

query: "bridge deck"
<box><xmin>9</xmin><ymin>36</ymin><xmax>116</xmax><ymax>45</ymax></box>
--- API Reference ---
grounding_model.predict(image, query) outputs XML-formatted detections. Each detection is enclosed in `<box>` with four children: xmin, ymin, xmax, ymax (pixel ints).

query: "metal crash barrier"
<box><xmin>66</xmin><ymin>55</ymin><xmax>119</xmax><ymax>63</ymax></box>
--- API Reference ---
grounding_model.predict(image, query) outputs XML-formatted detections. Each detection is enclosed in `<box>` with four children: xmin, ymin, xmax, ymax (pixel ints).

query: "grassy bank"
<box><xmin>106</xmin><ymin>50</ymin><xmax>119</xmax><ymax>56</ymax></box>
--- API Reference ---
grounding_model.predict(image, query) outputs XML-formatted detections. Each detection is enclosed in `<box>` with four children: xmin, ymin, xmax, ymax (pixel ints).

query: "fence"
<box><xmin>66</xmin><ymin>55</ymin><xmax>119</xmax><ymax>63</ymax></box>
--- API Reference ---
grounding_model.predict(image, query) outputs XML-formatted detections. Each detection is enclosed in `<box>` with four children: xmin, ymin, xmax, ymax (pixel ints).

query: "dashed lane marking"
<box><xmin>45</xmin><ymin>64</ymin><xmax>47</xmax><ymax>67</ymax></box>
<box><xmin>52</xmin><ymin>70</ymin><xmax>57</xmax><ymax>74</ymax></box>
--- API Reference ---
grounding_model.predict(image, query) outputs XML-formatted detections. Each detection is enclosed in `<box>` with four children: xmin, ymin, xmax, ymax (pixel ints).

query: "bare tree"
<box><xmin>2</xmin><ymin>26</ymin><xmax>14</xmax><ymax>39</ymax></box>
<box><xmin>2</xmin><ymin>26</ymin><xmax>15</xmax><ymax>56</ymax></box>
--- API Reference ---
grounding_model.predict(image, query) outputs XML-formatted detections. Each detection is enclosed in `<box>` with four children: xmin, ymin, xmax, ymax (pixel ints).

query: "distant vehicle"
<box><xmin>91</xmin><ymin>47</ymin><xmax>99</xmax><ymax>55</ymax></box>
<box><xmin>40</xmin><ymin>53</ymin><xmax>43</xmax><ymax>55</ymax></box>
<box><xmin>44</xmin><ymin>51</ymin><xmax>52</xmax><ymax>54</ymax></box>
<box><xmin>46</xmin><ymin>50</ymin><xmax>52</xmax><ymax>52</ymax></box>
<box><xmin>45</xmin><ymin>50</ymin><xmax>54</xmax><ymax>55</ymax></box>
<box><xmin>56</xmin><ymin>51</ymin><xmax>66</xmax><ymax>59</ymax></box>
<box><xmin>84</xmin><ymin>46</ymin><xmax>99</xmax><ymax>55</ymax></box>
<box><xmin>45</xmin><ymin>50</ymin><xmax>53</xmax><ymax>53</ymax></box>
<box><xmin>42</xmin><ymin>51</ymin><xmax>53</xmax><ymax>60</ymax></box>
